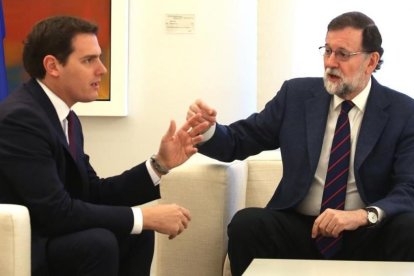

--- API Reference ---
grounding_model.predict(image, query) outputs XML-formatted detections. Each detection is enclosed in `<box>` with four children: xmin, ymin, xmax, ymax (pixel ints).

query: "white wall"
<box><xmin>257</xmin><ymin>0</ymin><xmax>295</xmax><ymax>111</ymax></box>
<box><xmin>80</xmin><ymin>0</ymin><xmax>256</xmax><ymax>177</ymax></box>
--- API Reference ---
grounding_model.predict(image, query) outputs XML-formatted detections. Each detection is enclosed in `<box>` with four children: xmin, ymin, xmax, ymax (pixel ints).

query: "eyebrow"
<box><xmin>83</xmin><ymin>54</ymin><xmax>100</xmax><ymax>58</ymax></box>
<box><xmin>79</xmin><ymin>54</ymin><xmax>102</xmax><ymax>61</ymax></box>
<box><xmin>325</xmin><ymin>45</ymin><xmax>353</xmax><ymax>52</ymax></box>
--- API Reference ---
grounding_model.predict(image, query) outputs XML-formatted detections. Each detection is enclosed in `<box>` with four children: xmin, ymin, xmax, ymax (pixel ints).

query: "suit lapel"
<box><xmin>26</xmin><ymin>79</ymin><xmax>90</xmax><ymax>196</ymax></box>
<box><xmin>306</xmin><ymin>90</ymin><xmax>331</xmax><ymax>174</ymax></box>
<box><xmin>355</xmin><ymin>79</ymin><xmax>389</xmax><ymax>169</ymax></box>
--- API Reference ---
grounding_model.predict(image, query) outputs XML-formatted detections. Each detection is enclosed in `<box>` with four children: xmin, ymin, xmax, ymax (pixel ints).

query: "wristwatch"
<box><xmin>150</xmin><ymin>154</ymin><xmax>170</xmax><ymax>175</ymax></box>
<box><xmin>365</xmin><ymin>207</ymin><xmax>379</xmax><ymax>226</ymax></box>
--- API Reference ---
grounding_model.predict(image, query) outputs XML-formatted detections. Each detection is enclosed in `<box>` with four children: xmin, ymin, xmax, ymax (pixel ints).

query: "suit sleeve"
<box><xmin>198</xmin><ymin>80</ymin><xmax>291</xmax><ymax>161</ymax></box>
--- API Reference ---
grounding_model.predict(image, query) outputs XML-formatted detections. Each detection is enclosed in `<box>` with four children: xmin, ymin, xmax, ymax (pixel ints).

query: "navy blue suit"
<box><xmin>0</xmin><ymin>79</ymin><xmax>160</xmax><ymax>275</ymax></box>
<box><xmin>199</xmin><ymin>77</ymin><xmax>414</xmax><ymax>275</ymax></box>
<box><xmin>199</xmin><ymin>77</ymin><xmax>414</xmax><ymax>216</ymax></box>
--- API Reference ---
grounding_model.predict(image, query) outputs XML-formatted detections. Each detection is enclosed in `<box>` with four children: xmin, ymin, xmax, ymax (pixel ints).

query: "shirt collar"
<box><xmin>332</xmin><ymin>78</ymin><xmax>371</xmax><ymax>112</ymax></box>
<box><xmin>36</xmin><ymin>79</ymin><xmax>71</xmax><ymax>122</ymax></box>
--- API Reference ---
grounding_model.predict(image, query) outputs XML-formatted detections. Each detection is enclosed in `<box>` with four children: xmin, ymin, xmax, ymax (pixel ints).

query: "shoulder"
<box><xmin>281</xmin><ymin>77</ymin><xmax>324</xmax><ymax>93</ymax></box>
<box><xmin>371</xmin><ymin>78</ymin><xmax>414</xmax><ymax>111</ymax></box>
<box><xmin>285</xmin><ymin>77</ymin><xmax>324</xmax><ymax>87</ymax></box>
<box><xmin>0</xmin><ymin>83</ymin><xmax>52</xmax><ymax>135</ymax></box>
<box><xmin>275</xmin><ymin>77</ymin><xmax>326</xmax><ymax>101</ymax></box>
<box><xmin>0</xmin><ymin>90</ymin><xmax>39</xmax><ymax>119</ymax></box>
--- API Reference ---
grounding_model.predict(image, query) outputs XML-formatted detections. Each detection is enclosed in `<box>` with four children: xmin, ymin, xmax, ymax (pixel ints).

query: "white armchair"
<box><xmin>0</xmin><ymin>204</ymin><xmax>31</xmax><ymax>276</ymax></box>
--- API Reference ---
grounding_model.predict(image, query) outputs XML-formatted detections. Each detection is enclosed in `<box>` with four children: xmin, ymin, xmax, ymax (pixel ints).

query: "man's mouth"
<box><xmin>327</xmin><ymin>73</ymin><xmax>341</xmax><ymax>81</ymax></box>
<box><xmin>325</xmin><ymin>68</ymin><xmax>342</xmax><ymax>82</ymax></box>
<box><xmin>91</xmin><ymin>81</ymin><xmax>100</xmax><ymax>89</ymax></box>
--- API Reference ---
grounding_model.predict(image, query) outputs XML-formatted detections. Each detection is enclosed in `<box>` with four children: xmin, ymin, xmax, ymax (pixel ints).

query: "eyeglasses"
<box><xmin>318</xmin><ymin>46</ymin><xmax>369</xmax><ymax>62</ymax></box>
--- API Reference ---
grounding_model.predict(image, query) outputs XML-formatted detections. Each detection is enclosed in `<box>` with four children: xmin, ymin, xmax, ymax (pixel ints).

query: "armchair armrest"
<box><xmin>0</xmin><ymin>204</ymin><xmax>31</xmax><ymax>276</ymax></box>
<box><xmin>156</xmin><ymin>154</ymin><xmax>248</xmax><ymax>276</ymax></box>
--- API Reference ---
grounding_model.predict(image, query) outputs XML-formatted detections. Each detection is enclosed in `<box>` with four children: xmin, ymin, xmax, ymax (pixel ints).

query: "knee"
<box><xmin>82</xmin><ymin>228</ymin><xmax>119</xmax><ymax>260</ymax></box>
<box><xmin>383</xmin><ymin>213</ymin><xmax>414</xmax><ymax>260</ymax></box>
<box><xmin>228</xmin><ymin>208</ymin><xmax>265</xmax><ymax>239</ymax></box>
<box><xmin>388</xmin><ymin>213</ymin><xmax>414</xmax><ymax>241</ymax></box>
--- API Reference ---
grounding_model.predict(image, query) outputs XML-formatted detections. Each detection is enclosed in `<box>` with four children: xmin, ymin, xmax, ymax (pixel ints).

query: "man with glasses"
<box><xmin>186</xmin><ymin>11</ymin><xmax>414</xmax><ymax>276</ymax></box>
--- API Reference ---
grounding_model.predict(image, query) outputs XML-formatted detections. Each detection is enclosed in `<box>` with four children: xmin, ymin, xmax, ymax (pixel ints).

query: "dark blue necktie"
<box><xmin>316</xmin><ymin>100</ymin><xmax>354</xmax><ymax>258</ymax></box>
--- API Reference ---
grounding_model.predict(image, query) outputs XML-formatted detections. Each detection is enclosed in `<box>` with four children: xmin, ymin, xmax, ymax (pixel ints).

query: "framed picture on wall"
<box><xmin>3</xmin><ymin>0</ymin><xmax>128</xmax><ymax>116</ymax></box>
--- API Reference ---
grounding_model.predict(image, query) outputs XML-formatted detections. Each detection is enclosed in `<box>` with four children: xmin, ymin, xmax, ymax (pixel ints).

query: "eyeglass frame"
<box><xmin>318</xmin><ymin>45</ymin><xmax>371</xmax><ymax>62</ymax></box>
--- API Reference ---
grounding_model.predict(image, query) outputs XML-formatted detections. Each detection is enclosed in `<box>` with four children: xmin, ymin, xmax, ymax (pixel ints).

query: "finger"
<box><xmin>200</xmin><ymin>113</ymin><xmax>216</xmax><ymax>125</ymax></box>
<box><xmin>185</xmin><ymin>147</ymin><xmax>198</xmax><ymax>157</ymax></box>
<box><xmin>186</xmin><ymin>110</ymin><xmax>196</xmax><ymax>121</ymax></box>
<box><xmin>181</xmin><ymin>114</ymin><xmax>203</xmax><ymax>133</ymax></box>
<box><xmin>181</xmin><ymin>218</ymin><xmax>189</xmax><ymax>229</ymax></box>
<box><xmin>191</xmin><ymin>100</ymin><xmax>217</xmax><ymax>125</ymax></box>
<box><xmin>188</xmin><ymin>121</ymin><xmax>210</xmax><ymax>137</ymax></box>
<box><xmin>331</xmin><ymin>221</ymin><xmax>345</xmax><ymax>238</ymax></box>
<box><xmin>311</xmin><ymin>215</ymin><xmax>323</xmax><ymax>238</ymax></box>
<box><xmin>331</xmin><ymin>225</ymin><xmax>341</xmax><ymax>238</ymax></box>
<box><xmin>186</xmin><ymin>115</ymin><xmax>202</xmax><ymax>129</ymax></box>
<box><xmin>311</xmin><ymin>220</ymin><xmax>319</xmax><ymax>238</ymax></box>
<box><xmin>187</xmin><ymin>103</ymin><xmax>202</xmax><ymax>120</ymax></box>
<box><xmin>191</xmin><ymin>135</ymin><xmax>203</xmax><ymax>145</ymax></box>
<box><xmin>180</xmin><ymin>207</ymin><xmax>191</xmax><ymax>221</ymax></box>
<box><xmin>190</xmin><ymin>101</ymin><xmax>202</xmax><ymax>113</ymax></box>
<box><xmin>163</xmin><ymin>120</ymin><xmax>176</xmax><ymax>140</ymax></box>
<box><xmin>168</xmin><ymin>224</ymin><xmax>181</xmax><ymax>240</ymax></box>
<box><xmin>195</xmin><ymin>99</ymin><xmax>217</xmax><ymax>116</ymax></box>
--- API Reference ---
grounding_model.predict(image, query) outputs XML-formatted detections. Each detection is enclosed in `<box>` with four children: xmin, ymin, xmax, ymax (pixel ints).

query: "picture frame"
<box><xmin>74</xmin><ymin>0</ymin><xmax>129</xmax><ymax>116</ymax></box>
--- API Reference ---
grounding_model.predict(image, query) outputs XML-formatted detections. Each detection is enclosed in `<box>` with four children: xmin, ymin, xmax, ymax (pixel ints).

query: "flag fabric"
<box><xmin>0</xmin><ymin>0</ymin><xmax>8</xmax><ymax>101</ymax></box>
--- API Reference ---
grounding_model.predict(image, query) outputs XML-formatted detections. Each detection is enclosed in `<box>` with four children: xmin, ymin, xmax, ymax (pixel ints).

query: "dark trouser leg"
<box><xmin>47</xmin><ymin>228</ymin><xmax>120</xmax><ymax>276</ymax></box>
<box><xmin>118</xmin><ymin>230</ymin><xmax>154</xmax><ymax>276</ymax></box>
<box><xmin>340</xmin><ymin>212</ymin><xmax>414</xmax><ymax>261</ymax></box>
<box><xmin>379</xmin><ymin>212</ymin><xmax>414</xmax><ymax>260</ymax></box>
<box><xmin>47</xmin><ymin>228</ymin><xmax>155</xmax><ymax>276</ymax></box>
<box><xmin>228</xmin><ymin>208</ymin><xmax>414</xmax><ymax>275</ymax></box>
<box><xmin>227</xmin><ymin>208</ymin><xmax>320</xmax><ymax>276</ymax></box>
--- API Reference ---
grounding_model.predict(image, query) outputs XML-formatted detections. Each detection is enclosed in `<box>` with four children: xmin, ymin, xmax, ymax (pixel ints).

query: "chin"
<box><xmin>79</xmin><ymin>96</ymin><xmax>98</xmax><ymax>103</ymax></box>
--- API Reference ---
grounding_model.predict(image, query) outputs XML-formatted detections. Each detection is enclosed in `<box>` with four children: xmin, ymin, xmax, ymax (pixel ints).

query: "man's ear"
<box><xmin>366</xmin><ymin>52</ymin><xmax>380</xmax><ymax>74</ymax></box>
<box><xmin>43</xmin><ymin>55</ymin><xmax>60</xmax><ymax>77</ymax></box>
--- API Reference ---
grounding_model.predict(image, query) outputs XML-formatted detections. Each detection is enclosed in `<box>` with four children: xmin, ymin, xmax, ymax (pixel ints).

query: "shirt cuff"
<box><xmin>369</xmin><ymin>206</ymin><xmax>386</xmax><ymax>222</ymax></box>
<box><xmin>200</xmin><ymin>123</ymin><xmax>216</xmax><ymax>143</ymax></box>
<box><xmin>145</xmin><ymin>159</ymin><xmax>161</xmax><ymax>185</ymax></box>
<box><xmin>131</xmin><ymin>207</ymin><xmax>143</xmax><ymax>234</ymax></box>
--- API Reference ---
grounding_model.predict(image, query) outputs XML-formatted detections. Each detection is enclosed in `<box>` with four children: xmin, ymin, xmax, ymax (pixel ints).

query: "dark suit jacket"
<box><xmin>199</xmin><ymin>77</ymin><xmax>414</xmax><ymax>217</ymax></box>
<box><xmin>0</xmin><ymin>79</ymin><xmax>160</xmax><ymax>274</ymax></box>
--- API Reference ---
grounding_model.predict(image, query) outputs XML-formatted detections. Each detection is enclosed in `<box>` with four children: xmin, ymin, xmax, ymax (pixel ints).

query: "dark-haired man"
<box><xmin>0</xmin><ymin>16</ymin><xmax>208</xmax><ymax>276</ymax></box>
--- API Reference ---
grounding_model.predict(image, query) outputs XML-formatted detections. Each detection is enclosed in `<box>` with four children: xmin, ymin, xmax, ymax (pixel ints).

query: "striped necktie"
<box><xmin>316</xmin><ymin>100</ymin><xmax>354</xmax><ymax>258</ymax></box>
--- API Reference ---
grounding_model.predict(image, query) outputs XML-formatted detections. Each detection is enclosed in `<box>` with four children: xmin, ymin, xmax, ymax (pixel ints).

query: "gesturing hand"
<box><xmin>155</xmin><ymin>114</ymin><xmax>210</xmax><ymax>171</ymax></box>
<box><xmin>187</xmin><ymin>99</ymin><xmax>217</xmax><ymax>131</ymax></box>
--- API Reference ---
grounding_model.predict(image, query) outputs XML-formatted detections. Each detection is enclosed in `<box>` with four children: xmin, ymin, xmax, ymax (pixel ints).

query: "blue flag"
<box><xmin>0</xmin><ymin>0</ymin><xmax>8</xmax><ymax>101</ymax></box>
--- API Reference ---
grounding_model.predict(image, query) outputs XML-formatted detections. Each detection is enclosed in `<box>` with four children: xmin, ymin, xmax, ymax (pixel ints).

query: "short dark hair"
<box><xmin>23</xmin><ymin>16</ymin><xmax>98</xmax><ymax>79</ymax></box>
<box><xmin>328</xmin><ymin>11</ymin><xmax>384</xmax><ymax>71</ymax></box>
